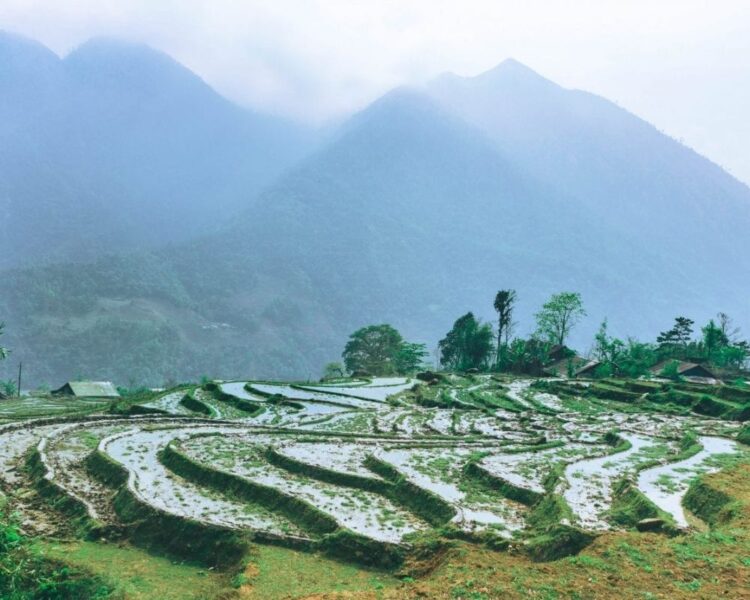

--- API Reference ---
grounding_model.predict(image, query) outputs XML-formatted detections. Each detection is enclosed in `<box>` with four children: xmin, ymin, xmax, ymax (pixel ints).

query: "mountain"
<box><xmin>1</xmin><ymin>58</ymin><xmax>749</xmax><ymax>387</ymax></box>
<box><xmin>0</xmin><ymin>32</ymin><xmax>316</xmax><ymax>269</ymax></box>
<box><xmin>425</xmin><ymin>59</ymin><xmax>750</xmax><ymax>266</ymax></box>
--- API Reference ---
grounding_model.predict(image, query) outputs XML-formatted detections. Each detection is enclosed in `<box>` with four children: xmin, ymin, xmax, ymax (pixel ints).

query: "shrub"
<box><xmin>0</xmin><ymin>505</ymin><xmax>112</xmax><ymax>599</ymax></box>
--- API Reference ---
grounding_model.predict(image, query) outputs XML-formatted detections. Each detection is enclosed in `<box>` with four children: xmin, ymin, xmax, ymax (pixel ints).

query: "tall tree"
<box><xmin>0</xmin><ymin>323</ymin><xmax>8</xmax><ymax>361</ymax></box>
<box><xmin>439</xmin><ymin>312</ymin><xmax>494</xmax><ymax>371</ymax></box>
<box><xmin>593</xmin><ymin>319</ymin><xmax>625</xmax><ymax>369</ymax></box>
<box><xmin>342</xmin><ymin>324</ymin><xmax>403</xmax><ymax>375</ymax></box>
<box><xmin>394</xmin><ymin>342</ymin><xmax>429</xmax><ymax>374</ymax></box>
<box><xmin>341</xmin><ymin>324</ymin><xmax>427</xmax><ymax>376</ymax></box>
<box><xmin>493</xmin><ymin>289</ymin><xmax>517</xmax><ymax>366</ymax></box>
<box><xmin>657</xmin><ymin>316</ymin><xmax>694</xmax><ymax>358</ymax></box>
<box><xmin>702</xmin><ymin>319</ymin><xmax>728</xmax><ymax>359</ymax></box>
<box><xmin>534</xmin><ymin>292</ymin><xmax>586</xmax><ymax>346</ymax></box>
<box><xmin>717</xmin><ymin>312</ymin><xmax>742</xmax><ymax>343</ymax></box>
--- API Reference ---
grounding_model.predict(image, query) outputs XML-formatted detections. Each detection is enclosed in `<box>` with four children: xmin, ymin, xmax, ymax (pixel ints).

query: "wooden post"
<box><xmin>16</xmin><ymin>361</ymin><xmax>22</xmax><ymax>398</ymax></box>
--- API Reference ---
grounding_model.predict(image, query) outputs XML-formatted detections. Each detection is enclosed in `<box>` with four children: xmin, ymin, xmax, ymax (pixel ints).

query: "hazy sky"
<box><xmin>2</xmin><ymin>0</ymin><xmax>750</xmax><ymax>184</ymax></box>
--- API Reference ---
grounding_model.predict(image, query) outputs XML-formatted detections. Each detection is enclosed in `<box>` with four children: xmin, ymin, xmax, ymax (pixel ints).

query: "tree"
<box><xmin>341</xmin><ymin>324</ymin><xmax>426</xmax><ymax>376</ymax></box>
<box><xmin>617</xmin><ymin>339</ymin><xmax>658</xmax><ymax>378</ymax></box>
<box><xmin>322</xmin><ymin>362</ymin><xmax>346</xmax><ymax>380</ymax></box>
<box><xmin>394</xmin><ymin>342</ymin><xmax>429</xmax><ymax>374</ymax></box>
<box><xmin>656</xmin><ymin>316</ymin><xmax>694</xmax><ymax>358</ymax></box>
<box><xmin>439</xmin><ymin>312</ymin><xmax>494</xmax><ymax>371</ymax></box>
<box><xmin>701</xmin><ymin>319</ymin><xmax>728</xmax><ymax>360</ymax></box>
<box><xmin>505</xmin><ymin>337</ymin><xmax>550</xmax><ymax>375</ymax></box>
<box><xmin>717</xmin><ymin>312</ymin><xmax>742</xmax><ymax>343</ymax></box>
<box><xmin>493</xmin><ymin>289</ymin><xmax>517</xmax><ymax>367</ymax></box>
<box><xmin>714</xmin><ymin>342</ymin><xmax>750</xmax><ymax>370</ymax></box>
<box><xmin>0</xmin><ymin>323</ymin><xmax>8</xmax><ymax>362</ymax></box>
<box><xmin>534</xmin><ymin>292</ymin><xmax>586</xmax><ymax>346</ymax></box>
<box><xmin>593</xmin><ymin>319</ymin><xmax>625</xmax><ymax>374</ymax></box>
<box><xmin>342</xmin><ymin>324</ymin><xmax>403</xmax><ymax>375</ymax></box>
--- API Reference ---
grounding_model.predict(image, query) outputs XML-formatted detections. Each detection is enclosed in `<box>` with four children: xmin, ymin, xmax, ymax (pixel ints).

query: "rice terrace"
<box><xmin>3</xmin><ymin>4</ymin><xmax>750</xmax><ymax>599</ymax></box>
<box><xmin>1</xmin><ymin>368</ymin><xmax>750</xmax><ymax>598</ymax></box>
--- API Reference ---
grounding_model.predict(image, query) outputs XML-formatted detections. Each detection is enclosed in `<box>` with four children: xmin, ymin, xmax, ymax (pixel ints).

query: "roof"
<box><xmin>650</xmin><ymin>361</ymin><xmax>715</xmax><ymax>377</ymax></box>
<box><xmin>53</xmin><ymin>381</ymin><xmax>120</xmax><ymax>397</ymax></box>
<box><xmin>543</xmin><ymin>355</ymin><xmax>588</xmax><ymax>376</ymax></box>
<box><xmin>575</xmin><ymin>360</ymin><xmax>602</xmax><ymax>376</ymax></box>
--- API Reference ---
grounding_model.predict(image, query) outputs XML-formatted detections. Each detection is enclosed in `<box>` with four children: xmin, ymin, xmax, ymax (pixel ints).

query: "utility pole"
<box><xmin>17</xmin><ymin>361</ymin><xmax>22</xmax><ymax>398</ymax></box>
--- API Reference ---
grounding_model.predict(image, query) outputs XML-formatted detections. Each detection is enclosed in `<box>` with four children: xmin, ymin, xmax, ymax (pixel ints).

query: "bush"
<box><xmin>0</xmin><ymin>505</ymin><xmax>113</xmax><ymax>599</ymax></box>
<box><xmin>0</xmin><ymin>379</ymin><xmax>17</xmax><ymax>397</ymax></box>
<box><xmin>659</xmin><ymin>360</ymin><xmax>682</xmax><ymax>380</ymax></box>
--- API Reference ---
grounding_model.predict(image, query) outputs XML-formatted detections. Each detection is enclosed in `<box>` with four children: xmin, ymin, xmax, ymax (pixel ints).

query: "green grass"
<box><xmin>245</xmin><ymin>544</ymin><xmax>400</xmax><ymax>598</ymax></box>
<box><xmin>38</xmin><ymin>541</ymin><xmax>232</xmax><ymax>600</ymax></box>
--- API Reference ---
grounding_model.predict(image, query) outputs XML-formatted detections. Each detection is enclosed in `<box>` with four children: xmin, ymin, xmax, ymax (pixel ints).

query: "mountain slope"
<box><xmin>5</xmin><ymin>75</ymin><xmax>748</xmax><ymax>387</ymax></box>
<box><xmin>425</xmin><ymin>59</ymin><xmax>750</xmax><ymax>265</ymax></box>
<box><xmin>0</xmin><ymin>33</ymin><xmax>316</xmax><ymax>269</ymax></box>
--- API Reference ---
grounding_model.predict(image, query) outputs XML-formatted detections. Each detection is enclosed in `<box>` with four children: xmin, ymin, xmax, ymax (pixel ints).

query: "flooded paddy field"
<box><xmin>1</xmin><ymin>374</ymin><xmax>748</xmax><ymax>593</ymax></box>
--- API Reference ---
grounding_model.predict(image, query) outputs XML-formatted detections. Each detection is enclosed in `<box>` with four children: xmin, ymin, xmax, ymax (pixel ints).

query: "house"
<box><xmin>543</xmin><ymin>348</ymin><xmax>602</xmax><ymax>378</ymax></box>
<box><xmin>650</xmin><ymin>361</ymin><xmax>716</xmax><ymax>380</ymax></box>
<box><xmin>52</xmin><ymin>381</ymin><xmax>120</xmax><ymax>398</ymax></box>
<box><xmin>574</xmin><ymin>360</ymin><xmax>602</xmax><ymax>378</ymax></box>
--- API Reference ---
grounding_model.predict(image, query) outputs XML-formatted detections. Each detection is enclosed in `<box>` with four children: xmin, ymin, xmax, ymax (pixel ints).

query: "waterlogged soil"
<box><xmin>43</xmin><ymin>421</ymin><xmax>132</xmax><ymax>520</ymax></box>
<box><xmin>560</xmin><ymin>434</ymin><xmax>678</xmax><ymax>529</ymax></box>
<box><xmin>480</xmin><ymin>443</ymin><xmax>603</xmax><ymax>495</ymax></box>
<box><xmin>178</xmin><ymin>434</ymin><xmax>427</xmax><ymax>542</ymax></box>
<box><xmin>637</xmin><ymin>436</ymin><xmax>747</xmax><ymax>526</ymax></box>
<box><xmin>1</xmin><ymin>375</ymin><xmax>747</xmax><ymax>563</ymax></box>
<box><xmin>375</xmin><ymin>446</ymin><xmax>527</xmax><ymax>536</ymax></box>
<box><xmin>102</xmin><ymin>426</ymin><xmax>304</xmax><ymax>536</ymax></box>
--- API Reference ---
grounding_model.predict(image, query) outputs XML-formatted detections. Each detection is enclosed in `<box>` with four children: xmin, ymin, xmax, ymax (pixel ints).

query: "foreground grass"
<box><xmin>242</xmin><ymin>545</ymin><xmax>400</xmax><ymax>599</ymax></box>
<box><xmin>38</xmin><ymin>541</ymin><xmax>232</xmax><ymax>599</ymax></box>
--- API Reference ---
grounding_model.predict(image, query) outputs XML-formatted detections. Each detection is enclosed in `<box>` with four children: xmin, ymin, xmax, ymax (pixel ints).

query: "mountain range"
<box><xmin>1</xmin><ymin>33</ymin><xmax>748</xmax><ymax>387</ymax></box>
<box><xmin>0</xmin><ymin>32</ymin><xmax>315</xmax><ymax>269</ymax></box>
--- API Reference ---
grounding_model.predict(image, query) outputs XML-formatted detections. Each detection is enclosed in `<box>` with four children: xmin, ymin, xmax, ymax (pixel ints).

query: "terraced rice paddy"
<box><xmin>0</xmin><ymin>374</ymin><xmax>748</xmax><ymax>582</ymax></box>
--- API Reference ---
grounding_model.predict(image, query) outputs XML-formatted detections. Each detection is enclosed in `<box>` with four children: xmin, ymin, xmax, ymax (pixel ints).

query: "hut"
<box><xmin>574</xmin><ymin>360</ymin><xmax>602</xmax><ymax>378</ymax></box>
<box><xmin>650</xmin><ymin>361</ymin><xmax>716</xmax><ymax>381</ymax></box>
<box><xmin>52</xmin><ymin>381</ymin><xmax>120</xmax><ymax>398</ymax></box>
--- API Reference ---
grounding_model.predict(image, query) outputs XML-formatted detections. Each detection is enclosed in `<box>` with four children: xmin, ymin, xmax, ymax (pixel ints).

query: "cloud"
<box><xmin>1</xmin><ymin>0</ymin><xmax>749</xmax><ymax>182</ymax></box>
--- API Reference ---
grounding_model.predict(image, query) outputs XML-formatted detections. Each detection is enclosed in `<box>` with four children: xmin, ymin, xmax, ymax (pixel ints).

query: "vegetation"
<box><xmin>322</xmin><ymin>361</ymin><xmax>346</xmax><ymax>379</ymax></box>
<box><xmin>429</xmin><ymin>289</ymin><xmax>749</xmax><ymax>378</ymax></box>
<box><xmin>39</xmin><ymin>541</ymin><xmax>231</xmax><ymax>600</ymax></box>
<box><xmin>0</xmin><ymin>503</ymin><xmax>112</xmax><ymax>599</ymax></box>
<box><xmin>0</xmin><ymin>322</ymin><xmax>8</xmax><ymax>361</ymax></box>
<box><xmin>342</xmin><ymin>324</ymin><xmax>428</xmax><ymax>375</ymax></box>
<box><xmin>438</xmin><ymin>312</ymin><xmax>494</xmax><ymax>371</ymax></box>
<box><xmin>534</xmin><ymin>292</ymin><xmax>587</xmax><ymax>347</ymax></box>
<box><xmin>493</xmin><ymin>289</ymin><xmax>517</xmax><ymax>367</ymax></box>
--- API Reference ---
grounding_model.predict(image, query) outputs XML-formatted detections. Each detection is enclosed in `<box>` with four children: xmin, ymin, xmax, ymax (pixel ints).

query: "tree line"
<box><xmin>329</xmin><ymin>291</ymin><xmax>749</xmax><ymax>379</ymax></box>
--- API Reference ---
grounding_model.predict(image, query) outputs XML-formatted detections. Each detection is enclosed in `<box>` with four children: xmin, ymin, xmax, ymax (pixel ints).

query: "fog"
<box><xmin>2</xmin><ymin>0</ymin><xmax>750</xmax><ymax>183</ymax></box>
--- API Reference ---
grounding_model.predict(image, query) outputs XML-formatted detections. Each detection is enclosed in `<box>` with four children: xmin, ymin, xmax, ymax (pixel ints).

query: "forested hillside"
<box><xmin>2</xmin><ymin>41</ymin><xmax>749</xmax><ymax>387</ymax></box>
<box><xmin>0</xmin><ymin>32</ymin><xmax>315</xmax><ymax>269</ymax></box>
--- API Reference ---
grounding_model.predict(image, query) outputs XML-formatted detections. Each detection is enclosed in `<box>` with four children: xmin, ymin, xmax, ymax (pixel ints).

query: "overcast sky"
<box><xmin>2</xmin><ymin>0</ymin><xmax>750</xmax><ymax>184</ymax></box>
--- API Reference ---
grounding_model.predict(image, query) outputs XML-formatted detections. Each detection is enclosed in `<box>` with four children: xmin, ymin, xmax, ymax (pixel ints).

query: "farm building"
<box><xmin>575</xmin><ymin>360</ymin><xmax>602</xmax><ymax>377</ymax></box>
<box><xmin>649</xmin><ymin>361</ymin><xmax>716</xmax><ymax>380</ymax></box>
<box><xmin>543</xmin><ymin>355</ymin><xmax>600</xmax><ymax>378</ymax></box>
<box><xmin>52</xmin><ymin>381</ymin><xmax>120</xmax><ymax>398</ymax></box>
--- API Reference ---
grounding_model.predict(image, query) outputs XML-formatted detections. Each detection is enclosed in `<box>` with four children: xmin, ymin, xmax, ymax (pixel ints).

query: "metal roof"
<box><xmin>56</xmin><ymin>381</ymin><xmax>120</xmax><ymax>397</ymax></box>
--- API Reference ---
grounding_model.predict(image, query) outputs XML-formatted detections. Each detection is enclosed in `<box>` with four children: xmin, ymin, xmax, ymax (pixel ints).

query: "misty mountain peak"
<box><xmin>64</xmin><ymin>36</ymin><xmax>211</xmax><ymax>96</ymax></box>
<box><xmin>429</xmin><ymin>58</ymin><xmax>556</xmax><ymax>94</ymax></box>
<box><xmin>464</xmin><ymin>58</ymin><xmax>558</xmax><ymax>93</ymax></box>
<box><xmin>0</xmin><ymin>30</ymin><xmax>60</xmax><ymax>75</ymax></box>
